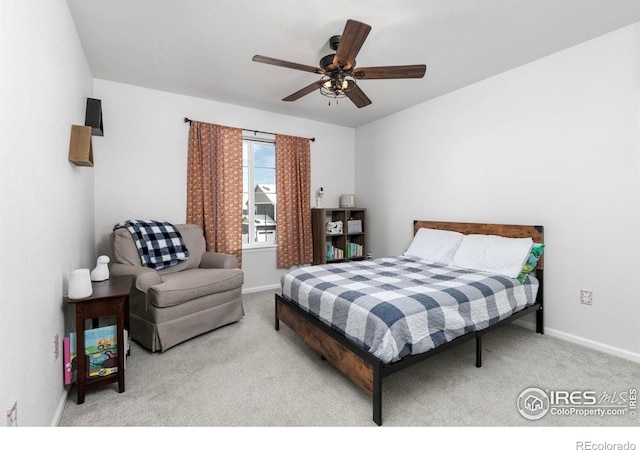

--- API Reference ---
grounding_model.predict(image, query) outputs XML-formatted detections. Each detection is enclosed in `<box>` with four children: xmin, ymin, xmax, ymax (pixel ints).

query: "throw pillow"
<box><xmin>517</xmin><ymin>243</ymin><xmax>545</xmax><ymax>283</ymax></box>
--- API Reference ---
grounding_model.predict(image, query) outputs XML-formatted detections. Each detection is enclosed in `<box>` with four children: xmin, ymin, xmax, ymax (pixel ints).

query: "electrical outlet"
<box><xmin>53</xmin><ymin>333</ymin><xmax>59</xmax><ymax>361</ymax></box>
<box><xmin>6</xmin><ymin>400</ymin><xmax>17</xmax><ymax>427</ymax></box>
<box><xmin>580</xmin><ymin>289</ymin><xmax>593</xmax><ymax>306</ymax></box>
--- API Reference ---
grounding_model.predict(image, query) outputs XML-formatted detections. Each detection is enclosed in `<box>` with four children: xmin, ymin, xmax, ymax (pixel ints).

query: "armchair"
<box><xmin>110</xmin><ymin>223</ymin><xmax>244</xmax><ymax>352</ymax></box>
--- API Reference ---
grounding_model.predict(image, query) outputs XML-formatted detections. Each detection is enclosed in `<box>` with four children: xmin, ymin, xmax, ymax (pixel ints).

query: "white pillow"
<box><xmin>404</xmin><ymin>228</ymin><xmax>464</xmax><ymax>265</ymax></box>
<box><xmin>451</xmin><ymin>234</ymin><xmax>533</xmax><ymax>278</ymax></box>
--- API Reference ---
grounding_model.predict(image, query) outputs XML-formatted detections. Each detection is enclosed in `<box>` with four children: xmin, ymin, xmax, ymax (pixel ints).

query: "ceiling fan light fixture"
<box><xmin>319</xmin><ymin>74</ymin><xmax>356</xmax><ymax>100</ymax></box>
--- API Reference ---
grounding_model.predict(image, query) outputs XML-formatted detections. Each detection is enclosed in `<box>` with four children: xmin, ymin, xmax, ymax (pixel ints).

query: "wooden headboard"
<box><xmin>413</xmin><ymin>220</ymin><xmax>544</xmax><ymax>270</ymax></box>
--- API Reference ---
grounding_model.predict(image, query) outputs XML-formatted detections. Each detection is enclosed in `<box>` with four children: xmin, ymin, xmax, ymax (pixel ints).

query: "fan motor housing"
<box><xmin>329</xmin><ymin>35</ymin><xmax>341</xmax><ymax>50</ymax></box>
<box><xmin>320</xmin><ymin>54</ymin><xmax>336</xmax><ymax>70</ymax></box>
<box><xmin>320</xmin><ymin>53</ymin><xmax>354</xmax><ymax>71</ymax></box>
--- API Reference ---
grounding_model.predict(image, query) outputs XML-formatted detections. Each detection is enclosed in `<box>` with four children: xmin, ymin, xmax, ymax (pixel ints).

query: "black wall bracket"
<box><xmin>85</xmin><ymin>98</ymin><xmax>103</xmax><ymax>136</ymax></box>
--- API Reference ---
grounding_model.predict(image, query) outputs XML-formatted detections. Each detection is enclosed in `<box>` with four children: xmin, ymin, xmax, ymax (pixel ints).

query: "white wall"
<box><xmin>92</xmin><ymin>80</ymin><xmax>355</xmax><ymax>290</ymax></box>
<box><xmin>0</xmin><ymin>0</ymin><xmax>94</xmax><ymax>426</ymax></box>
<box><xmin>355</xmin><ymin>24</ymin><xmax>640</xmax><ymax>361</ymax></box>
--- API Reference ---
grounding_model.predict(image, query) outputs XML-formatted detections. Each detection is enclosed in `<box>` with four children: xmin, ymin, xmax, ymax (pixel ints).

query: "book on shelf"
<box><xmin>345</xmin><ymin>242</ymin><xmax>364</xmax><ymax>259</ymax></box>
<box><xmin>65</xmin><ymin>325</ymin><xmax>130</xmax><ymax>384</ymax></box>
<box><xmin>325</xmin><ymin>244</ymin><xmax>344</xmax><ymax>261</ymax></box>
<box><xmin>352</xmin><ymin>243</ymin><xmax>363</xmax><ymax>257</ymax></box>
<box><xmin>63</xmin><ymin>336</ymin><xmax>74</xmax><ymax>385</ymax></box>
<box><xmin>326</xmin><ymin>244</ymin><xmax>333</xmax><ymax>260</ymax></box>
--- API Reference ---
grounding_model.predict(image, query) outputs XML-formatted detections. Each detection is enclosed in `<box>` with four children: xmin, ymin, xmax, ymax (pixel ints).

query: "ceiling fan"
<box><xmin>252</xmin><ymin>19</ymin><xmax>426</xmax><ymax>108</ymax></box>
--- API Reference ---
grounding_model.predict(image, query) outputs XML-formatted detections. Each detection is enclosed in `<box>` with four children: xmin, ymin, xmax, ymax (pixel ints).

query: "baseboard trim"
<box><xmin>51</xmin><ymin>386</ymin><xmax>70</xmax><ymax>426</ymax></box>
<box><xmin>242</xmin><ymin>283</ymin><xmax>281</xmax><ymax>294</ymax></box>
<box><xmin>515</xmin><ymin>319</ymin><xmax>640</xmax><ymax>364</ymax></box>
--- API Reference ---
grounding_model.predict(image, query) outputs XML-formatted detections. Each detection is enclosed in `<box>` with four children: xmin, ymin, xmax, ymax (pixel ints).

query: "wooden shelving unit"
<box><xmin>311</xmin><ymin>208</ymin><xmax>366</xmax><ymax>265</ymax></box>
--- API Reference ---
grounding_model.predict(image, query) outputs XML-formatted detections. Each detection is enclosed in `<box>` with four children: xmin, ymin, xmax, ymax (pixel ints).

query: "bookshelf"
<box><xmin>311</xmin><ymin>208</ymin><xmax>366</xmax><ymax>265</ymax></box>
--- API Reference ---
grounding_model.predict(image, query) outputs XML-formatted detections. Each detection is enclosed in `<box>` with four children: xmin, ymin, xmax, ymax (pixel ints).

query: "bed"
<box><xmin>275</xmin><ymin>220</ymin><xmax>544</xmax><ymax>425</ymax></box>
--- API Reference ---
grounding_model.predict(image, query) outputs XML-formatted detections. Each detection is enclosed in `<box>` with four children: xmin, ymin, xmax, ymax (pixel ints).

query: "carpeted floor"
<box><xmin>58</xmin><ymin>289</ymin><xmax>639</xmax><ymax>429</ymax></box>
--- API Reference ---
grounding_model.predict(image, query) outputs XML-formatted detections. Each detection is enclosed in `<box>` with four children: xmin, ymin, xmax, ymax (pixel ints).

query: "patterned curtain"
<box><xmin>186</xmin><ymin>121</ymin><xmax>243</xmax><ymax>266</ymax></box>
<box><xmin>275</xmin><ymin>134</ymin><xmax>312</xmax><ymax>267</ymax></box>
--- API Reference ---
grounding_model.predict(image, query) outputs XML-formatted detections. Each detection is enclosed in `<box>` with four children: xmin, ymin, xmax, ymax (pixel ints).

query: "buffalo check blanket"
<box><xmin>280</xmin><ymin>256</ymin><xmax>539</xmax><ymax>364</ymax></box>
<box><xmin>114</xmin><ymin>219</ymin><xmax>189</xmax><ymax>270</ymax></box>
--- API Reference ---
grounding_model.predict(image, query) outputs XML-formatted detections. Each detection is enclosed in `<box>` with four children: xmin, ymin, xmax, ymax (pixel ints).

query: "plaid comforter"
<box><xmin>280</xmin><ymin>256</ymin><xmax>539</xmax><ymax>364</ymax></box>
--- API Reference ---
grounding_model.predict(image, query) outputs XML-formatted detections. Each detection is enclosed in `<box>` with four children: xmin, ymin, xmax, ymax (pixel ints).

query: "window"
<box><xmin>242</xmin><ymin>138</ymin><xmax>276</xmax><ymax>247</ymax></box>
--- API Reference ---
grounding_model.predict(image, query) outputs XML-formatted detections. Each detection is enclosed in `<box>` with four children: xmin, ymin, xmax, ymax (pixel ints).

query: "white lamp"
<box><xmin>68</xmin><ymin>268</ymin><xmax>93</xmax><ymax>299</ymax></box>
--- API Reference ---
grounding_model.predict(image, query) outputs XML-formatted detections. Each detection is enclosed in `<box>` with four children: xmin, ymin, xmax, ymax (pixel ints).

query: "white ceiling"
<box><xmin>66</xmin><ymin>0</ymin><xmax>640</xmax><ymax>128</ymax></box>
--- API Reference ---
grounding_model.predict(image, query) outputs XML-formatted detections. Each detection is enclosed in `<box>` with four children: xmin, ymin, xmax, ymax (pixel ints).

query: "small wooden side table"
<box><xmin>66</xmin><ymin>275</ymin><xmax>133</xmax><ymax>404</ymax></box>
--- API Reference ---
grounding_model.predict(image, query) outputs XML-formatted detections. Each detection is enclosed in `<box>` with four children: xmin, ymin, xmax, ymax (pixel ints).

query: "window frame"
<box><xmin>242</xmin><ymin>135</ymin><xmax>277</xmax><ymax>250</ymax></box>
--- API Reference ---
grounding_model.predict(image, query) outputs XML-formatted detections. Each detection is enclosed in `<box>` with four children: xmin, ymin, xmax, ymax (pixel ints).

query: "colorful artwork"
<box><xmin>66</xmin><ymin>325</ymin><xmax>121</xmax><ymax>382</ymax></box>
<box><xmin>84</xmin><ymin>325</ymin><xmax>119</xmax><ymax>379</ymax></box>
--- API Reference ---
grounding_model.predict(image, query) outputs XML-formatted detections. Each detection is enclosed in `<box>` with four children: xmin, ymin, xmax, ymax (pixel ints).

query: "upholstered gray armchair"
<box><xmin>110</xmin><ymin>223</ymin><xmax>244</xmax><ymax>352</ymax></box>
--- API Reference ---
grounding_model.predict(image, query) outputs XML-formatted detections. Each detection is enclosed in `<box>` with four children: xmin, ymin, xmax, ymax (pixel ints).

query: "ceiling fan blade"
<box><xmin>252</xmin><ymin>55</ymin><xmax>324</xmax><ymax>74</ymax></box>
<box><xmin>333</xmin><ymin>19</ymin><xmax>371</xmax><ymax>70</ymax></box>
<box><xmin>352</xmin><ymin>65</ymin><xmax>426</xmax><ymax>79</ymax></box>
<box><xmin>282</xmin><ymin>81</ymin><xmax>323</xmax><ymax>102</ymax></box>
<box><xmin>345</xmin><ymin>84</ymin><xmax>372</xmax><ymax>108</ymax></box>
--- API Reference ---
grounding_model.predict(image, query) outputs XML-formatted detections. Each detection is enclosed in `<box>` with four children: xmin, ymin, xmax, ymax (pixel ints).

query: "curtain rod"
<box><xmin>183</xmin><ymin>117</ymin><xmax>315</xmax><ymax>142</ymax></box>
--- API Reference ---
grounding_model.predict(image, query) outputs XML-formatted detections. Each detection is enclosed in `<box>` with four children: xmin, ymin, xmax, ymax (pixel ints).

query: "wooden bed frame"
<box><xmin>274</xmin><ymin>220</ymin><xmax>544</xmax><ymax>426</ymax></box>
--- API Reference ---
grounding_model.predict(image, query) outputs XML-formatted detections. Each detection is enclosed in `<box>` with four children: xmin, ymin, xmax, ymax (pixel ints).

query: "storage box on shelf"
<box><xmin>311</xmin><ymin>208</ymin><xmax>366</xmax><ymax>265</ymax></box>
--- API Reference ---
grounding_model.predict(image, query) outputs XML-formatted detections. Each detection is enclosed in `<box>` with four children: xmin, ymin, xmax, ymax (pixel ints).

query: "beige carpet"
<box><xmin>58</xmin><ymin>289</ymin><xmax>639</xmax><ymax>434</ymax></box>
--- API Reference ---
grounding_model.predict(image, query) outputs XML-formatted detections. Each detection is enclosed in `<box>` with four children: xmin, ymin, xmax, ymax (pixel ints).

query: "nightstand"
<box><xmin>66</xmin><ymin>275</ymin><xmax>133</xmax><ymax>404</ymax></box>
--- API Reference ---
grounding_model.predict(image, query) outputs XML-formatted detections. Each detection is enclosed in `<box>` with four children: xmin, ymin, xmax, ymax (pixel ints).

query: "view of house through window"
<box><xmin>242</xmin><ymin>138</ymin><xmax>276</xmax><ymax>246</ymax></box>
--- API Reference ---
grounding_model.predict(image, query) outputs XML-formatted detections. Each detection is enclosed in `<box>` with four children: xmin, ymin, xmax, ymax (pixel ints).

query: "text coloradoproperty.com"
<box><xmin>551</xmin><ymin>407</ymin><xmax>628</xmax><ymax>416</ymax></box>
